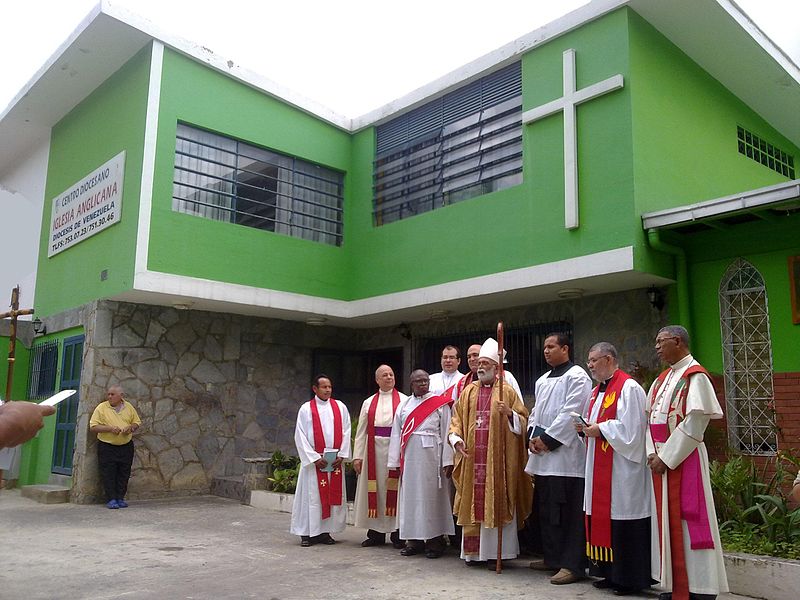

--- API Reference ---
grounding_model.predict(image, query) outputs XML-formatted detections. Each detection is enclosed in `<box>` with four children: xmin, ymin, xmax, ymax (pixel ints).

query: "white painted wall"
<box><xmin>0</xmin><ymin>139</ymin><xmax>50</xmax><ymax>313</ymax></box>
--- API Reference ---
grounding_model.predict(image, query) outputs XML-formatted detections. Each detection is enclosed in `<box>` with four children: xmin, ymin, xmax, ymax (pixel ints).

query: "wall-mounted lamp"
<box><xmin>397</xmin><ymin>322</ymin><xmax>412</xmax><ymax>340</ymax></box>
<box><xmin>305</xmin><ymin>317</ymin><xmax>327</xmax><ymax>326</ymax></box>
<box><xmin>647</xmin><ymin>285</ymin><xmax>665</xmax><ymax>311</ymax></box>
<box><xmin>32</xmin><ymin>317</ymin><xmax>47</xmax><ymax>335</ymax></box>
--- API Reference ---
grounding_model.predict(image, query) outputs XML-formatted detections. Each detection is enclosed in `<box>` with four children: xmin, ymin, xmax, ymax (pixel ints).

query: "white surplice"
<box><xmin>290</xmin><ymin>396</ymin><xmax>352</xmax><ymax>537</ymax></box>
<box><xmin>388</xmin><ymin>393</ymin><xmax>454</xmax><ymax>540</ymax></box>
<box><xmin>527</xmin><ymin>364</ymin><xmax>592</xmax><ymax>477</ymax></box>
<box><xmin>584</xmin><ymin>376</ymin><xmax>650</xmax><ymax>520</ymax></box>
<box><xmin>352</xmin><ymin>389</ymin><xmax>407</xmax><ymax>532</ymax></box>
<box><xmin>646</xmin><ymin>354</ymin><xmax>728</xmax><ymax>595</ymax></box>
<box><xmin>428</xmin><ymin>370</ymin><xmax>463</xmax><ymax>396</ymax></box>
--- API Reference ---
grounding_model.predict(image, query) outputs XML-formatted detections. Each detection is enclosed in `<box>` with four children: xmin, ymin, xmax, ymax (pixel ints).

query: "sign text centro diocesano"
<box><xmin>48</xmin><ymin>151</ymin><xmax>125</xmax><ymax>257</ymax></box>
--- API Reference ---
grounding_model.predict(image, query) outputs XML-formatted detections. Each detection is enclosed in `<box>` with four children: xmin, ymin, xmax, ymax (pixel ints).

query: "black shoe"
<box><xmin>658</xmin><ymin>594</ymin><xmax>672</xmax><ymax>600</ymax></box>
<box><xmin>593</xmin><ymin>579</ymin><xmax>615</xmax><ymax>589</ymax></box>
<box><xmin>321</xmin><ymin>534</ymin><xmax>336</xmax><ymax>545</ymax></box>
<box><xmin>400</xmin><ymin>546</ymin><xmax>420</xmax><ymax>556</ymax></box>
<box><xmin>390</xmin><ymin>531</ymin><xmax>404</xmax><ymax>549</ymax></box>
<box><xmin>300</xmin><ymin>536</ymin><xmax>312</xmax><ymax>547</ymax></box>
<box><xmin>361</xmin><ymin>538</ymin><xmax>385</xmax><ymax>547</ymax></box>
<box><xmin>465</xmin><ymin>560</ymin><xmax>486</xmax><ymax>567</ymax></box>
<box><xmin>613</xmin><ymin>587</ymin><xmax>638</xmax><ymax>596</ymax></box>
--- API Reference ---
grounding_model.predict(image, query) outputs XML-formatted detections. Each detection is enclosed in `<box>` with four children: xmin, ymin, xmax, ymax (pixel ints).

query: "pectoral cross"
<box><xmin>522</xmin><ymin>49</ymin><xmax>624</xmax><ymax>229</ymax></box>
<box><xmin>475</xmin><ymin>415</ymin><xmax>485</xmax><ymax>429</ymax></box>
<box><xmin>1</xmin><ymin>286</ymin><xmax>34</xmax><ymax>400</ymax></box>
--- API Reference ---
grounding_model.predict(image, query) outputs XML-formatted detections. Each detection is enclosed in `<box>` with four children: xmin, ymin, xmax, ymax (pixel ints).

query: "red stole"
<box><xmin>455</xmin><ymin>372</ymin><xmax>475</xmax><ymax>400</ymax></box>
<box><xmin>399</xmin><ymin>394</ymin><xmax>450</xmax><ymax>462</ymax></box>
<box><xmin>585</xmin><ymin>369</ymin><xmax>631</xmax><ymax>560</ymax></box>
<box><xmin>309</xmin><ymin>397</ymin><xmax>343</xmax><ymax>520</ymax></box>
<box><xmin>463</xmin><ymin>384</ymin><xmax>493</xmax><ymax>555</ymax></box>
<box><xmin>365</xmin><ymin>389</ymin><xmax>401</xmax><ymax>518</ymax></box>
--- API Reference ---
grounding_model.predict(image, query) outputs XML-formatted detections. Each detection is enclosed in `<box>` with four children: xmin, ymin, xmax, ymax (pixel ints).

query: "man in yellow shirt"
<box><xmin>89</xmin><ymin>386</ymin><xmax>141</xmax><ymax>509</ymax></box>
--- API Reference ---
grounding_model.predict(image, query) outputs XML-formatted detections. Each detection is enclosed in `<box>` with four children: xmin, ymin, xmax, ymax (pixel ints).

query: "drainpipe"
<box><xmin>647</xmin><ymin>229</ymin><xmax>691</xmax><ymax>334</ymax></box>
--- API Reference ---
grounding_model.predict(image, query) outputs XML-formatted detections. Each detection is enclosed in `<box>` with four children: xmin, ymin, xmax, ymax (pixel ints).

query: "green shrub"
<box><xmin>267</xmin><ymin>451</ymin><xmax>301</xmax><ymax>494</ymax></box>
<box><xmin>710</xmin><ymin>450</ymin><xmax>800</xmax><ymax>560</ymax></box>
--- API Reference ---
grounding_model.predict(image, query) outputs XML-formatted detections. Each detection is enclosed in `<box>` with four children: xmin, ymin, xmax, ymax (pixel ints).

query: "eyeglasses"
<box><xmin>586</xmin><ymin>355</ymin><xmax>611</xmax><ymax>366</ymax></box>
<box><xmin>654</xmin><ymin>336</ymin><xmax>678</xmax><ymax>347</ymax></box>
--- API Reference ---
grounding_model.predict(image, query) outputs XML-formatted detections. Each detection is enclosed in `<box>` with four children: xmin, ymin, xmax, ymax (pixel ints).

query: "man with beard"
<box><xmin>449</xmin><ymin>338</ymin><xmax>531</xmax><ymax>569</ymax></box>
<box><xmin>577</xmin><ymin>342</ymin><xmax>652</xmax><ymax>596</ymax></box>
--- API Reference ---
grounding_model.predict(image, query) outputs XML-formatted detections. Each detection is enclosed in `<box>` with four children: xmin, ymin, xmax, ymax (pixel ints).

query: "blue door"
<box><xmin>52</xmin><ymin>335</ymin><xmax>83</xmax><ymax>475</ymax></box>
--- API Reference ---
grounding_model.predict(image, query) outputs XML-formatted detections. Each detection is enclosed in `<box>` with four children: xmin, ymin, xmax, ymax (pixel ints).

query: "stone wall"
<box><xmin>72</xmin><ymin>300</ymin><xmax>366</xmax><ymax>503</ymax></box>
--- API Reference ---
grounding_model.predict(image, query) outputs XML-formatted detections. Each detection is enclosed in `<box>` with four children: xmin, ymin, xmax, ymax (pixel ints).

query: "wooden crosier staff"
<box><xmin>495</xmin><ymin>321</ymin><xmax>506</xmax><ymax>573</ymax></box>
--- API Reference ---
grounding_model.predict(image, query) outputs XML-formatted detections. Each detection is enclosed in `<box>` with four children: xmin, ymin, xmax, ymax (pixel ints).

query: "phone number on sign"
<box><xmin>50</xmin><ymin>212</ymin><xmax>114</xmax><ymax>253</ymax></box>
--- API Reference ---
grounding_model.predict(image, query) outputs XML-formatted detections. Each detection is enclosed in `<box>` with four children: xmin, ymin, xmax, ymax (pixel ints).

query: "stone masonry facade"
<box><xmin>53</xmin><ymin>288</ymin><xmax>665</xmax><ymax>503</ymax></box>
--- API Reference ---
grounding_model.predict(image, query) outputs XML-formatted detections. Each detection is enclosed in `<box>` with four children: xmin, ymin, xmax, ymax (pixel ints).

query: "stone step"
<box><xmin>211</xmin><ymin>475</ymin><xmax>245</xmax><ymax>502</ymax></box>
<box><xmin>249</xmin><ymin>490</ymin><xmax>356</xmax><ymax>525</ymax></box>
<box><xmin>20</xmin><ymin>484</ymin><xmax>70</xmax><ymax>504</ymax></box>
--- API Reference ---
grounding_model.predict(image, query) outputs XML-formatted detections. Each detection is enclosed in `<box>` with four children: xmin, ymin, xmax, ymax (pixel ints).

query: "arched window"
<box><xmin>719</xmin><ymin>259</ymin><xmax>776</xmax><ymax>454</ymax></box>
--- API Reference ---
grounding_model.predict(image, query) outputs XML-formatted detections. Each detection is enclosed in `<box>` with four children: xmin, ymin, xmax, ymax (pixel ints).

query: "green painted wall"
<box><xmin>35</xmin><ymin>47</ymin><xmax>152</xmax><ymax>317</ymax></box>
<box><xmin>0</xmin><ymin>336</ymin><xmax>31</xmax><ymax>401</ymax></box>
<box><xmin>17</xmin><ymin>326</ymin><xmax>84</xmax><ymax>486</ymax></box>
<box><xmin>680</xmin><ymin>215</ymin><xmax>800</xmax><ymax>373</ymax></box>
<box><xmin>147</xmin><ymin>49</ymin><xmax>353</xmax><ymax>299</ymax></box>
<box><xmin>348</xmin><ymin>9</ymin><xmax>637</xmax><ymax>298</ymax></box>
<box><xmin>628</xmin><ymin>11</ymin><xmax>800</xmax><ymax>275</ymax></box>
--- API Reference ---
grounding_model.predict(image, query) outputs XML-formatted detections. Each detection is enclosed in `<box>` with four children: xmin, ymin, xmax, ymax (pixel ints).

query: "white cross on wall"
<box><xmin>522</xmin><ymin>49</ymin><xmax>624</xmax><ymax>230</ymax></box>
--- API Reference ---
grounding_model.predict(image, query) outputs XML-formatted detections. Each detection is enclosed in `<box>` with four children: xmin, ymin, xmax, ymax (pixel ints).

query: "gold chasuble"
<box><xmin>450</xmin><ymin>380</ymin><xmax>532</xmax><ymax>554</ymax></box>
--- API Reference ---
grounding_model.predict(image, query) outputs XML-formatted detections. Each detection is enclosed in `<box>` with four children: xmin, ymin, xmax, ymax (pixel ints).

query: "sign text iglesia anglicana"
<box><xmin>48</xmin><ymin>151</ymin><xmax>125</xmax><ymax>257</ymax></box>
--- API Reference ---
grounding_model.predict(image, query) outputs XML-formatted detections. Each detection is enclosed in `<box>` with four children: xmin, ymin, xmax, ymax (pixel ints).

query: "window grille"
<box><xmin>373</xmin><ymin>63</ymin><xmax>523</xmax><ymax>225</ymax></box>
<box><xmin>173</xmin><ymin>124</ymin><xmax>344</xmax><ymax>246</ymax></box>
<box><xmin>719</xmin><ymin>258</ymin><xmax>776</xmax><ymax>454</ymax></box>
<box><xmin>737</xmin><ymin>126</ymin><xmax>795</xmax><ymax>179</ymax></box>
<box><xmin>418</xmin><ymin>320</ymin><xmax>573</xmax><ymax>397</ymax></box>
<box><xmin>27</xmin><ymin>340</ymin><xmax>59</xmax><ymax>400</ymax></box>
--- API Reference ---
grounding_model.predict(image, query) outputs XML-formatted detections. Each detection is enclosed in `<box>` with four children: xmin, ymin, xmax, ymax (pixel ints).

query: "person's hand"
<box><xmin>791</xmin><ymin>482</ymin><xmax>800</xmax><ymax>504</ymax></box>
<box><xmin>110</xmin><ymin>426</ymin><xmax>122</xmax><ymax>435</ymax></box>
<box><xmin>314</xmin><ymin>457</ymin><xmax>327</xmax><ymax>469</ymax></box>
<box><xmin>583</xmin><ymin>423</ymin><xmax>601</xmax><ymax>438</ymax></box>
<box><xmin>454</xmin><ymin>441</ymin><xmax>469</xmax><ymax>458</ymax></box>
<box><xmin>443</xmin><ymin>465</ymin><xmax>454</xmax><ymax>479</ymax></box>
<box><xmin>352</xmin><ymin>459</ymin><xmax>363</xmax><ymax>475</ymax></box>
<box><xmin>497</xmin><ymin>400</ymin><xmax>512</xmax><ymax>417</ymax></box>
<box><xmin>529</xmin><ymin>436</ymin><xmax>548</xmax><ymax>454</ymax></box>
<box><xmin>0</xmin><ymin>402</ymin><xmax>56</xmax><ymax>448</ymax></box>
<box><xmin>332</xmin><ymin>457</ymin><xmax>343</xmax><ymax>468</ymax></box>
<box><xmin>647</xmin><ymin>453</ymin><xmax>668</xmax><ymax>474</ymax></box>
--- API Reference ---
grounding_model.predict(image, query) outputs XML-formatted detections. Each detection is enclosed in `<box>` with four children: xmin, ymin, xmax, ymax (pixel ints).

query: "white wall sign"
<box><xmin>48</xmin><ymin>151</ymin><xmax>125</xmax><ymax>257</ymax></box>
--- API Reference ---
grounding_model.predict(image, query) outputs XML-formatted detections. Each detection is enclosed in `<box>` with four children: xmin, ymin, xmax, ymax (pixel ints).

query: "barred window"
<box><xmin>27</xmin><ymin>340</ymin><xmax>58</xmax><ymax>400</ymax></box>
<box><xmin>373</xmin><ymin>63</ymin><xmax>523</xmax><ymax>225</ymax></box>
<box><xmin>719</xmin><ymin>258</ymin><xmax>776</xmax><ymax>455</ymax></box>
<box><xmin>173</xmin><ymin>124</ymin><xmax>344</xmax><ymax>246</ymax></box>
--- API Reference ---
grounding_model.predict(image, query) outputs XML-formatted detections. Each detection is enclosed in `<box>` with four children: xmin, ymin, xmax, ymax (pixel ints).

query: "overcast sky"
<box><xmin>1</xmin><ymin>0</ymin><xmax>798</xmax><ymax>118</ymax></box>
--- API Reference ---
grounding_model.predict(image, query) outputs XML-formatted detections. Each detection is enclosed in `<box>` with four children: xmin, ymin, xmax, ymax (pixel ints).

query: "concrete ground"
<box><xmin>0</xmin><ymin>490</ymin><xmax>757</xmax><ymax>600</ymax></box>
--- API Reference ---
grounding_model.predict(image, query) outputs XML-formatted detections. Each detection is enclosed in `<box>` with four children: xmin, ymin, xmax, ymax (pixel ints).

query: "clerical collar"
<box><xmin>548</xmin><ymin>360</ymin><xmax>573</xmax><ymax>378</ymax></box>
<box><xmin>314</xmin><ymin>395</ymin><xmax>328</xmax><ymax>403</ymax></box>
<box><xmin>669</xmin><ymin>354</ymin><xmax>694</xmax><ymax>371</ymax></box>
<box><xmin>598</xmin><ymin>370</ymin><xmax>618</xmax><ymax>392</ymax></box>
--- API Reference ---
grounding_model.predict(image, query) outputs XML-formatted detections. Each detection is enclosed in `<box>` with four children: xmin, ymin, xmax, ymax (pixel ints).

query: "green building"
<box><xmin>1</xmin><ymin>0</ymin><xmax>797</xmax><ymax>501</ymax></box>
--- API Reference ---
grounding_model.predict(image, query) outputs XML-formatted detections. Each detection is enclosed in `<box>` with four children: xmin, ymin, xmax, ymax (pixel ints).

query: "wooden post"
<box><xmin>495</xmin><ymin>321</ymin><xmax>505</xmax><ymax>573</ymax></box>
<box><xmin>1</xmin><ymin>286</ymin><xmax>35</xmax><ymax>400</ymax></box>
